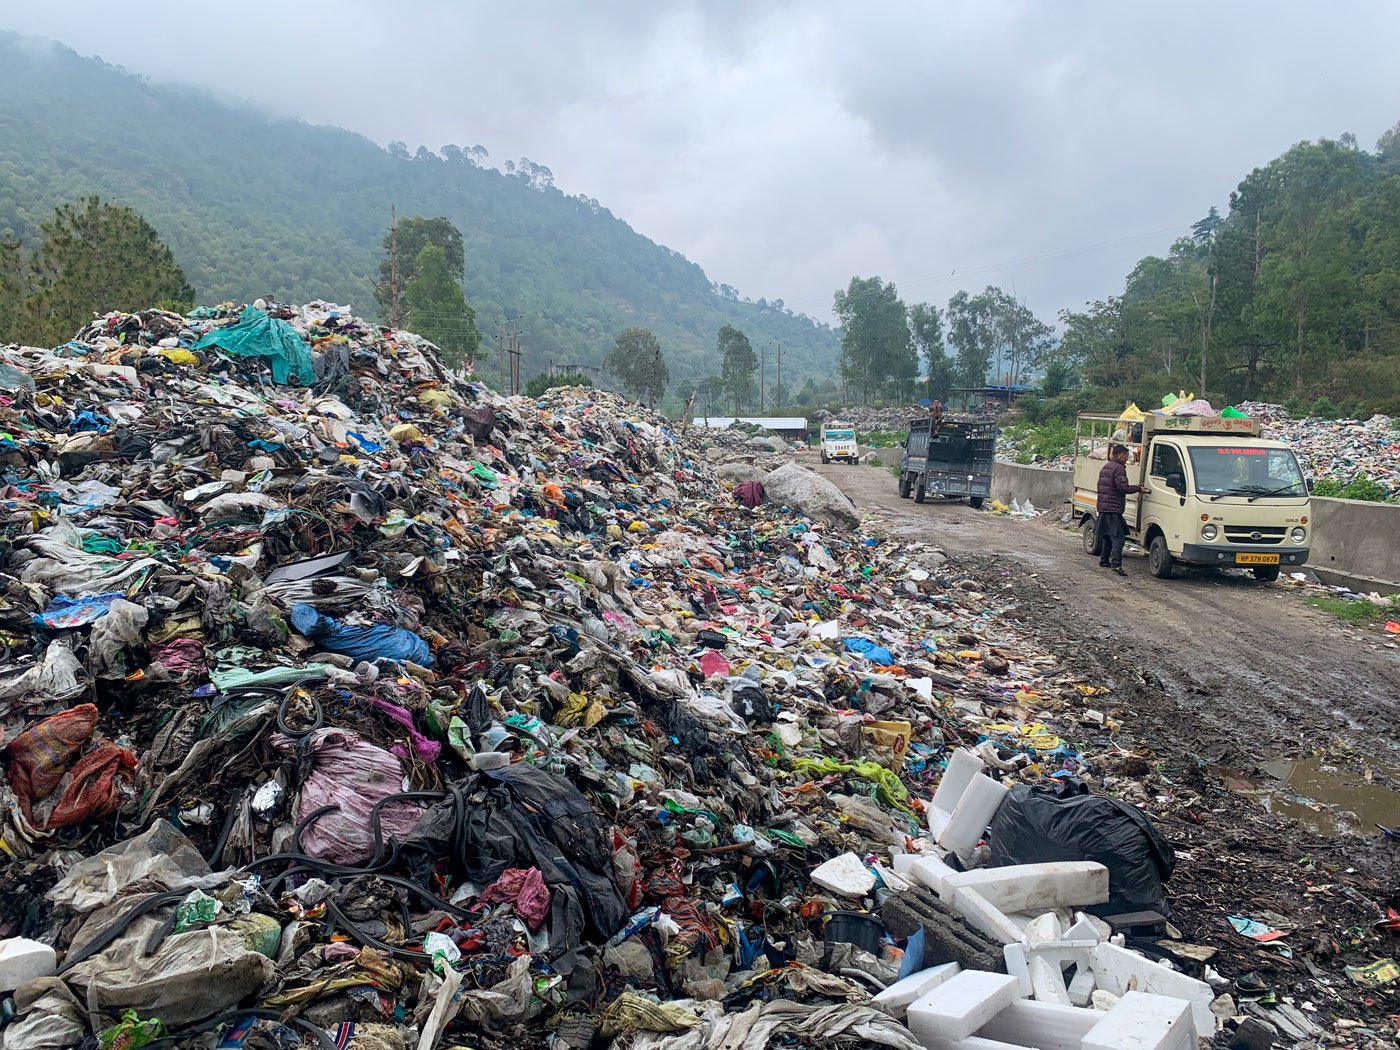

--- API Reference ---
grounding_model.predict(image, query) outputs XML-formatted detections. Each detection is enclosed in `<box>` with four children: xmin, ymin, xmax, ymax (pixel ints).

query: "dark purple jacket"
<box><xmin>1097</xmin><ymin>459</ymin><xmax>1142</xmax><ymax>514</ymax></box>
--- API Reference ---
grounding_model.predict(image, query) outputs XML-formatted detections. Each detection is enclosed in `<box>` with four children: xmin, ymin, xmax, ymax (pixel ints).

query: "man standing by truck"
<box><xmin>1096</xmin><ymin>444</ymin><xmax>1150</xmax><ymax>575</ymax></box>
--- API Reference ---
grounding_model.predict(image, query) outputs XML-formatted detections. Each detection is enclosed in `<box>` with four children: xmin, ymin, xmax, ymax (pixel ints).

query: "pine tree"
<box><xmin>717</xmin><ymin>324</ymin><xmax>756</xmax><ymax>413</ymax></box>
<box><xmin>403</xmin><ymin>243</ymin><xmax>481</xmax><ymax>366</ymax></box>
<box><xmin>25</xmin><ymin>196</ymin><xmax>192</xmax><ymax>345</ymax></box>
<box><xmin>605</xmin><ymin>327</ymin><xmax>669</xmax><ymax>408</ymax></box>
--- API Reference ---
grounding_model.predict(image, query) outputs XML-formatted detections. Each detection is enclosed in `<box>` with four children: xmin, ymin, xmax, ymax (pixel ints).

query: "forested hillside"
<box><xmin>0</xmin><ymin>33</ymin><xmax>837</xmax><ymax>390</ymax></box>
<box><xmin>1057</xmin><ymin>130</ymin><xmax>1400</xmax><ymax>415</ymax></box>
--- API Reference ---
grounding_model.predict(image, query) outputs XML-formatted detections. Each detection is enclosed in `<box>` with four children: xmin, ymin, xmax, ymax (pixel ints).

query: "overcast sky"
<box><xmin>4</xmin><ymin>0</ymin><xmax>1399</xmax><ymax>324</ymax></box>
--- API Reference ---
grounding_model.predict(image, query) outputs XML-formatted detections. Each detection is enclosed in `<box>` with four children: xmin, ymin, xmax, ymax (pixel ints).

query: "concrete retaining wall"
<box><xmin>986</xmin><ymin>460</ymin><xmax>1400</xmax><ymax>592</ymax></box>
<box><xmin>989</xmin><ymin>460</ymin><xmax>1074</xmax><ymax>510</ymax></box>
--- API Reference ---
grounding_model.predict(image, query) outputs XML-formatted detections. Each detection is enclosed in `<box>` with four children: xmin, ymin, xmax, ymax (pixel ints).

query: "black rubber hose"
<box><xmin>276</xmin><ymin>692</ymin><xmax>324</xmax><ymax>738</ymax></box>
<box><xmin>207</xmin><ymin>796</ymin><xmax>240</xmax><ymax>869</ymax></box>
<box><xmin>366</xmin><ymin>789</ymin><xmax>447</xmax><ymax>866</ymax></box>
<box><xmin>291</xmin><ymin>803</ymin><xmax>339</xmax><ymax>854</ymax></box>
<box><xmin>57</xmin><ymin>890</ymin><xmax>187</xmax><ymax>973</ymax></box>
<box><xmin>323</xmin><ymin>896</ymin><xmax>423</xmax><ymax>961</ymax></box>
<box><xmin>140</xmin><ymin>1008</ymin><xmax>336</xmax><ymax>1050</ymax></box>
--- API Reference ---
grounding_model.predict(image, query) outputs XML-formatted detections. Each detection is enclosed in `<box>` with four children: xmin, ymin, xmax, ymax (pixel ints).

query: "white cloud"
<box><xmin>2</xmin><ymin>0</ymin><xmax>1397</xmax><ymax>323</ymax></box>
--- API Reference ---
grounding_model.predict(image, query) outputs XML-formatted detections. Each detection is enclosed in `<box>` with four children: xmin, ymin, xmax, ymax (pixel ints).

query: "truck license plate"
<box><xmin>1236</xmin><ymin>553</ymin><xmax>1280</xmax><ymax>565</ymax></box>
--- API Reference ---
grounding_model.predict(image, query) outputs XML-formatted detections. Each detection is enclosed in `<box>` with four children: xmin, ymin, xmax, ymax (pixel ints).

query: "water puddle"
<box><xmin>1220</xmin><ymin>756</ymin><xmax>1400</xmax><ymax>837</ymax></box>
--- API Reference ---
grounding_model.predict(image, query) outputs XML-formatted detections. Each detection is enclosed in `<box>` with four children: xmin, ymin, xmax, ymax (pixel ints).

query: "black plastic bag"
<box><xmin>987</xmin><ymin>780</ymin><xmax>1176</xmax><ymax>917</ymax></box>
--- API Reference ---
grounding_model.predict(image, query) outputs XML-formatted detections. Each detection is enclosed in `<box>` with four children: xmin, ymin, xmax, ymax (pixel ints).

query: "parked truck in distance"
<box><xmin>820</xmin><ymin>420</ymin><xmax>859</xmax><ymax>465</ymax></box>
<box><xmin>1072</xmin><ymin>412</ymin><xmax>1312</xmax><ymax>581</ymax></box>
<box><xmin>899</xmin><ymin>417</ymin><xmax>997</xmax><ymax>507</ymax></box>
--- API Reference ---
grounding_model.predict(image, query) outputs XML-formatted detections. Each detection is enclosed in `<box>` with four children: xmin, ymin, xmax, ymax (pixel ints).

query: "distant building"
<box><xmin>693</xmin><ymin>416</ymin><xmax>808</xmax><ymax>440</ymax></box>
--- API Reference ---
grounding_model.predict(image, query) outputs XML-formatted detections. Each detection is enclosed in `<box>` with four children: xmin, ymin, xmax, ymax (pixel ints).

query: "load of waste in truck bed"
<box><xmin>0</xmin><ymin>303</ymin><xmax>1380</xmax><ymax>1048</ymax></box>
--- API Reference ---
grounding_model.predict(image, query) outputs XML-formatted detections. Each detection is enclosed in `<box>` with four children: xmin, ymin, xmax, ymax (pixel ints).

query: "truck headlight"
<box><xmin>1291</xmin><ymin>527</ymin><xmax>1306</xmax><ymax>543</ymax></box>
<box><xmin>1201</xmin><ymin>524</ymin><xmax>1218</xmax><ymax>541</ymax></box>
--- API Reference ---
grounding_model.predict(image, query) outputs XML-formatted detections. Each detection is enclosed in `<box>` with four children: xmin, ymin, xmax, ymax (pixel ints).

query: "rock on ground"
<box><xmin>763</xmin><ymin>462</ymin><xmax>860</xmax><ymax>530</ymax></box>
<box><xmin>715</xmin><ymin>462</ymin><xmax>766</xmax><ymax>486</ymax></box>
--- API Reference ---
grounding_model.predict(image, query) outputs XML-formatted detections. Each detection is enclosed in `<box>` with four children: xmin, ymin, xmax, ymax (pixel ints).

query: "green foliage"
<box><xmin>377</xmin><ymin>216</ymin><xmax>465</xmax><ymax>321</ymax></box>
<box><xmin>717</xmin><ymin>324</ymin><xmax>756</xmax><ymax>413</ymax></box>
<box><xmin>908</xmin><ymin>301</ymin><xmax>955</xmax><ymax>401</ymax></box>
<box><xmin>1003</xmin><ymin>420</ymin><xmax>1076</xmax><ymax>460</ymax></box>
<box><xmin>0</xmin><ymin>196</ymin><xmax>192</xmax><ymax>346</ymax></box>
<box><xmin>1341</xmin><ymin>476</ymin><xmax>1390</xmax><ymax>502</ymax></box>
<box><xmin>1310</xmin><ymin>478</ymin><xmax>1344</xmax><ymax>497</ymax></box>
<box><xmin>402</xmin><ymin>244</ymin><xmax>480</xmax><ymax>366</ymax></box>
<box><xmin>523</xmin><ymin>370</ymin><xmax>594</xmax><ymax>398</ymax></box>
<box><xmin>1306</xmin><ymin>594</ymin><xmax>1397</xmax><ymax>624</ymax></box>
<box><xmin>0</xmin><ymin>34</ymin><xmax>838</xmax><ymax>386</ymax></box>
<box><xmin>1309</xmin><ymin>396</ymin><xmax>1340</xmax><ymax>419</ymax></box>
<box><xmin>605</xmin><ymin>327</ymin><xmax>668</xmax><ymax>408</ymax></box>
<box><xmin>1041</xmin><ymin>357</ymin><xmax>1077</xmax><ymax>397</ymax></box>
<box><xmin>861</xmin><ymin>431</ymin><xmax>904</xmax><ymax>448</ymax></box>
<box><xmin>834</xmin><ymin>276</ymin><xmax>917</xmax><ymax>403</ymax></box>
<box><xmin>945</xmin><ymin>286</ymin><xmax>1053</xmax><ymax>394</ymax></box>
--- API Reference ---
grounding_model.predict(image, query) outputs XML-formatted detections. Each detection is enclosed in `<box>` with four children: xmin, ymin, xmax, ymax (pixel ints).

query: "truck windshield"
<box><xmin>1188</xmin><ymin>445</ymin><xmax>1307</xmax><ymax>498</ymax></box>
<box><xmin>824</xmin><ymin>430</ymin><xmax>854</xmax><ymax>441</ymax></box>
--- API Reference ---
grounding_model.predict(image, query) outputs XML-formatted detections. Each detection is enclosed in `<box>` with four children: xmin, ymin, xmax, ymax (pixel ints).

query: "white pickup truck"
<box><xmin>1072</xmin><ymin>412</ymin><xmax>1312</xmax><ymax>581</ymax></box>
<box><xmin>820</xmin><ymin>420</ymin><xmax>858</xmax><ymax>465</ymax></box>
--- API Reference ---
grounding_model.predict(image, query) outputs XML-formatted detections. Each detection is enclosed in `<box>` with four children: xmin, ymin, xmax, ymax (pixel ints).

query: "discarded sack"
<box><xmin>986</xmin><ymin>780</ymin><xmax>1176</xmax><ymax>917</ymax></box>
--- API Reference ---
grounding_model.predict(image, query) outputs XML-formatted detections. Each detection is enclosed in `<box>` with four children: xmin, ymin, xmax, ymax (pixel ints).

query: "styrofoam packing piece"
<box><xmin>930</xmin><ymin>748</ymin><xmax>986</xmax><ymax>819</ymax></box>
<box><xmin>1068</xmin><ymin>969</ymin><xmax>1096</xmax><ymax>1008</ymax></box>
<box><xmin>907</xmin><ymin>970</ymin><xmax>1023</xmax><ymax>1044</ymax></box>
<box><xmin>896</xmin><ymin>853</ymin><xmax>958</xmax><ymax>894</ymax></box>
<box><xmin>1089</xmin><ymin>943</ymin><xmax>1215</xmax><ymax>1038</ymax></box>
<box><xmin>809</xmin><ymin>852</ymin><xmax>875</xmax><ymax>897</ymax></box>
<box><xmin>1075</xmin><ymin>912</ymin><xmax>1113</xmax><ymax>940</ymax></box>
<box><xmin>941</xmin><ymin>863</ymin><xmax>1110</xmax><ymax>914</ymax></box>
<box><xmin>0</xmin><ymin>938</ymin><xmax>56</xmax><ymax>992</ymax></box>
<box><xmin>873</xmin><ymin>860</ymin><xmax>913</xmax><ymax>893</ymax></box>
<box><xmin>1028</xmin><ymin>955</ymin><xmax>1072</xmax><ymax>1006</ymax></box>
<box><xmin>1024</xmin><ymin>912</ymin><xmax>1061</xmax><ymax>946</ymax></box>
<box><xmin>979</xmin><ymin>999</ymin><xmax>1103</xmax><ymax>1050</ymax></box>
<box><xmin>872</xmin><ymin>962</ymin><xmax>962</xmax><ymax>1016</ymax></box>
<box><xmin>1003</xmin><ymin>912</ymin><xmax>1034</xmax><ymax>932</ymax></box>
<box><xmin>936</xmin><ymin>773</ymin><xmax>1009</xmax><ymax>862</ymax></box>
<box><xmin>952</xmin><ymin>889</ymin><xmax>1025</xmax><ymax>945</ymax></box>
<box><xmin>1065</xmin><ymin>914</ymin><xmax>1105</xmax><ymax>944</ymax></box>
<box><xmin>1003</xmin><ymin>943</ymin><xmax>1033</xmax><ymax>997</ymax></box>
<box><xmin>1090</xmin><ymin>990</ymin><xmax>1120</xmax><ymax>1012</ymax></box>
<box><xmin>1082</xmin><ymin>991</ymin><xmax>1195</xmax><ymax>1050</ymax></box>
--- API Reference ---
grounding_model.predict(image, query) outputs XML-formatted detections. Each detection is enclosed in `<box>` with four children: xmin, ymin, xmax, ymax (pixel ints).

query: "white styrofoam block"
<box><xmin>1090</xmin><ymin>990</ymin><xmax>1120</xmax><ymax>1012</ymax></box>
<box><xmin>1076</xmin><ymin>912</ymin><xmax>1112</xmax><ymax>940</ymax></box>
<box><xmin>931</xmin><ymin>748</ymin><xmax>986</xmax><ymax>816</ymax></box>
<box><xmin>1028</xmin><ymin>955</ymin><xmax>1071</xmax><ymax>1006</ymax></box>
<box><xmin>872</xmin><ymin>962</ymin><xmax>961</xmax><ymax>1015</ymax></box>
<box><xmin>937</xmin><ymin>774</ymin><xmax>1009</xmax><ymax>861</ymax></box>
<box><xmin>1068</xmin><ymin>969</ymin><xmax>1096</xmax><ymax>1007</ymax></box>
<box><xmin>907</xmin><ymin>970</ymin><xmax>1023</xmax><ymax>1043</ymax></box>
<box><xmin>942</xmin><ymin>863</ymin><xmax>1110</xmax><ymax>915</ymax></box>
<box><xmin>899</xmin><ymin>853</ymin><xmax>957</xmax><ymax>894</ymax></box>
<box><xmin>1082</xmin><ymin>991</ymin><xmax>1194</xmax><ymax>1050</ymax></box>
<box><xmin>1089</xmin><ymin>944</ymin><xmax>1215</xmax><ymax>1039</ymax></box>
<box><xmin>1065</xmin><ymin>914</ymin><xmax>1105</xmax><ymax>945</ymax></box>
<box><xmin>873</xmin><ymin>860</ymin><xmax>913</xmax><ymax>893</ymax></box>
<box><xmin>1003</xmin><ymin>943</ymin><xmax>1033</xmax><ymax>997</ymax></box>
<box><xmin>0</xmin><ymin>938</ymin><xmax>56</xmax><ymax>993</ymax></box>
<box><xmin>951</xmin><ymin>889</ymin><xmax>1025</xmax><ymax>945</ymax></box>
<box><xmin>979</xmin><ymin>999</ymin><xmax>1103</xmax><ymax>1050</ymax></box>
<box><xmin>1003</xmin><ymin>912</ymin><xmax>1034</xmax><ymax>931</ymax></box>
<box><xmin>1024</xmin><ymin>912</ymin><xmax>1061</xmax><ymax>946</ymax></box>
<box><xmin>810</xmin><ymin>852</ymin><xmax>875</xmax><ymax>897</ymax></box>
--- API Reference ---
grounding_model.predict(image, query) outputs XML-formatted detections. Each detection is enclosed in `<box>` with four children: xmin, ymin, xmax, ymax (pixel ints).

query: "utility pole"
<box><xmin>508</xmin><ymin>318</ymin><xmax>521</xmax><ymax>395</ymax></box>
<box><xmin>759</xmin><ymin>344</ymin><xmax>766</xmax><ymax>410</ymax></box>
<box><xmin>775</xmin><ymin>341</ymin><xmax>783</xmax><ymax>409</ymax></box>
<box><xmin>497</xmin><ymin>320</ymin><xmax>506</xmax><ymax>392</ymax></box>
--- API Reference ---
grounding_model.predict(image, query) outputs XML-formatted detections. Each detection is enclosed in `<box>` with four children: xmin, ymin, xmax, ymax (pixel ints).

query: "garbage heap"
<box><xmin>1237</xmin><ymin>401</ymin><xmax>1399</xmax><ymax>498</ymax></box>
<box><xmin>0</xmin><ymin>302</ymin><xmax>1225</xmax><ymax>1049</ymax></box>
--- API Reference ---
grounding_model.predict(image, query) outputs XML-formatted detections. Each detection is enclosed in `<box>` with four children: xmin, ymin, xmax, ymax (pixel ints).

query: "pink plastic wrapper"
<box><xmin>480</xmin><ymin>867</ymin><xmax>551</xmax><ymax>930</ymax></box>
<box><xmin>273</xmin><ymin>727</ymin><xmax>421</xmax><ymax>864</ymax></box>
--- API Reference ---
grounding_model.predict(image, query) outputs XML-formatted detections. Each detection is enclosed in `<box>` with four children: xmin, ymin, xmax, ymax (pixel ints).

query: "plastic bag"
<box><xmin>272</xmin><ymin>727</ymin><xmax>422</xmax><ymax>865</ymax></box>
<box><xmin>289</xmin><ymin>603</ymin><xmax>432</xmax><ymax>665</ymax></box>
<box><xmin>987</xmin><ymin>781</ymin><xmax>1176</xmax><ymax>916</ymax></box>
<box><xmin>1118</xmin><ymin>402</ymin><xmax>1145</xmax><ymax>422</ymax></box>
<box><xmin>47</xmin><ymin>820</ymin><xmax>227</xmax><ymax>913</ymax></box>
<box><xmin>191</xmin><ymin>306</ymin><xmax>315</xmax><ymax>385</ymax></box>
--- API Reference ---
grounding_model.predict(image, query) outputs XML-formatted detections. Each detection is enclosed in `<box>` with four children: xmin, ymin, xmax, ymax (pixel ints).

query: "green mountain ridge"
<box><xmin>0</xmin><ymin>32</ymin><xmax>839</xmax><ymax>397</ymax></box>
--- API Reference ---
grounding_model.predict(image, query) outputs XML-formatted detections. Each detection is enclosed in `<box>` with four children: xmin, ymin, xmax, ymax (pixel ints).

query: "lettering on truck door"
<box><xmin>1147</xmin><ymin>441</ymin><xmax>1185</xmax><ymax>545</ymax></box>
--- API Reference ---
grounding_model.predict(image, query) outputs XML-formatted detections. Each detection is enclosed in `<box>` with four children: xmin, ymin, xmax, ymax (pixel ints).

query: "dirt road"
<box><xmin>810</xmin><ymin>455</ymin><xmax>1400</xmax><ymax>773</ymax></box>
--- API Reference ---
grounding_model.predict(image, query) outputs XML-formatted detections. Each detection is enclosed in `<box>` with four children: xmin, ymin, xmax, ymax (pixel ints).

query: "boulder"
<box><xmin>749</xmin><ymin>435</ymin><xmax>789</xmax><ymax>453</ymax></box>
<box><xmin>715</xmin><ymin>462</ymin><xmax>765</xmax><ymax>486</ymax></box>
<box><xmin>762</xmin><ymin>463</ymin><xmax>860</xmax><ymax>530</ymax></box>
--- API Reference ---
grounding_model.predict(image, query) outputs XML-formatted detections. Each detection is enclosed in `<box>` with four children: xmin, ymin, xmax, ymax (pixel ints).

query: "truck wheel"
<box><xmin>969</xmin><ymin>496</ymin><xmax>985</xmax><ymax>509</ymax></box>
<box><xmin>1081</xmin><ymin>518</ymin><xmax>1099</xmax><ymax>555</ymax></box>
<box><xmin>1252</xmin><ymin>565</ymin><xmax>1281</xmax><ymax>582</ymax></box>
<box><xmin>914</xmin><ymin>476</ymin><xmax>927</xmax><ymax>503</ymax></box>
<box><xmin>1148</xmin><ymin>535</ymin><xmax>1174</xmax><ymax>579</ymax></box>
<box><xmin>898</xmin><ymin>473</ymin><xmax>911</xmax><ymax>499</ymax></box>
